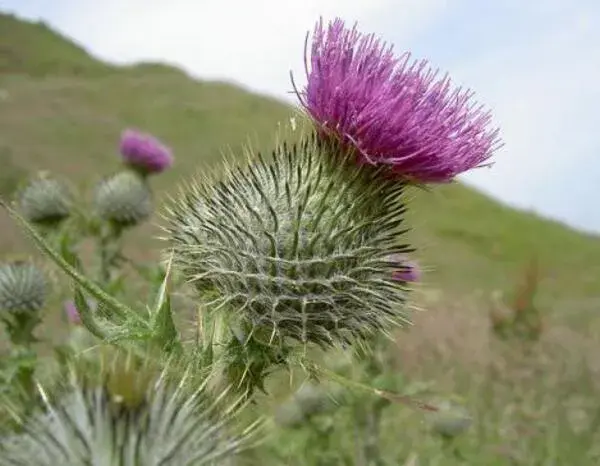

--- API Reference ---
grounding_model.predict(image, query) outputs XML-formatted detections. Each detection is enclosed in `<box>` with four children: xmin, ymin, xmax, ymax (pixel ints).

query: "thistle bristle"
<box><xmin>0</xmin><ymin>261</ymin><xmax>47</xmax><ymax>314</ymax></box>
<box><xmin>162</xmin><ymin>132</ymin><xmax>413</xmax><ymax>349</ymax></box>
<box><xmin>0</xmin><ymin>347</ymin><xmax>261</xmax><ymax>465</ymax></box>
<box><xmin>17</xmin><ymin>172</ymin><xmax>72</xmax><ymax>226</ymax></box>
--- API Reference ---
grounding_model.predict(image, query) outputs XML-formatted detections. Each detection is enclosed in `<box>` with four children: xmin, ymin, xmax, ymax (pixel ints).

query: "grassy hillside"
<box><xmin>2</xmin><ymin>11</ymin><xmax>600</xmax><ymax>464</ymax></box>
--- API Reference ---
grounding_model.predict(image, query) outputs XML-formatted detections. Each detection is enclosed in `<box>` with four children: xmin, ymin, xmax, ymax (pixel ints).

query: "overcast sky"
<box><xmin>4</xmin><ymin>0</ymin><xmax>600</xmax><ymax>233</ymax></box>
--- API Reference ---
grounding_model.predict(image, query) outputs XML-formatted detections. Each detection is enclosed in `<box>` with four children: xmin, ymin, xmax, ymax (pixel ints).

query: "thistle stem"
<box><xmin>97</xmin><ymin>222</ymin><xmax>124</xmax><ymax>286</ymax></box>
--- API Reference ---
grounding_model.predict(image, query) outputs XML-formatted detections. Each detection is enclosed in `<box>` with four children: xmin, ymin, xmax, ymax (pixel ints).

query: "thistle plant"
<box><xmin>294</xmin><ymin>18</ymin><xmax>501</xmax><ymax>183</ymax></box>
<box><xmin>164</xmin><ymin>134</ymin><xmax>412</xmax><ymax>352</ymax></box>
<box><xmin>93</xmin><ymin>170</ymin><xmax>153</xmax><ymax>228</ymax></box>
<box><xmin>0</xmin><ymin>129</ymin><xmax>173</xmax><ymax>438</ymax></box>
<box><xmin>0</xmin><ymin>16</ymin><xmax>500</xmax><ymax>461</ymax></box>
<box><xmin>0</xmin><ymin>260</ymin><xmax>48</xmax><ymax>427</ymax></box>
<box><xmin>92</xmin><ymin>169</ymin><xmax>154</xmax><ymax>284</ymax></box>
<box><xmin>0</xmin><ymin>347</ymin><xmax>259</xmax><ymax>466</ymax></box>
<box><xmin>389</xmin><ymin>254</ymin><xmax>421</xmax><ymax>283</ymax></box>
<box><xmin>64</xmin><ymin>299</ymin><xmax>83</xmax><ymax>325</ymax></box>
<box><xmin>0</xmin><ymin>260</ymin><xmax>47</xmax><ymax>346</ymax></box>
<box><xmin>16</xmin><ymin>172</ymin><xmax>72</xmax><ymax>229</ymax></box>
<box><xmin>120</xmin><ymin>128</ymin><xmax>174</xmax><ymax>176</ymax></box>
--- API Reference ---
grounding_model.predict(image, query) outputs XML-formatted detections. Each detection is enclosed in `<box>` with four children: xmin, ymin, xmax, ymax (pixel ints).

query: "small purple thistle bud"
<box><xmin>64</xmin><ymin>299</ymin><xmax>97</xmax><ymax>325</ymax></box>
<box><xmin>64</xmin><ymin>300</ymin><xmax>81</xmax><ymax>325</ymax></box>
<box><xmin>387</xmin><ymin>254</ymin><xmax>421</xmax><ymax>282</ymax></box>
<box><xmin>295</xmin><ymin>18</ymin><xmax>502</xmax><ymax>183</ymax></box>
<box><xmin>119</xmin><ymin>129</ymin><xmax>173</xmax><ymax>175</ymax></box>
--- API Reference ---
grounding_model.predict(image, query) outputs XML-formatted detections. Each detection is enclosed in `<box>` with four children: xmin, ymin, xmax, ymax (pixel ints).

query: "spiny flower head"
<box><xmin>93</xmin><ymin>170</ymin><xmax>153</xmax><ymax>227</ymax></box>
<box><xmin>17</xmin><ymin>172</ymin><xmax>72</xmax><ymax>226</ymax></box>
<box><xmin>163</xmin><ymin>134</ymin><xmax>412</xmax><ymax>350</ymax></box>
<box><xmin>0</xmin><ymin>347</ymin><xmax>257</xmax><ymax>465</ymax></box>
<box><xmin>0</xmin><ymin>260</ymin><xmax>47</xmax><ymax>314</ymax></box>
<box><xmin>296</xmin><ymin>17</ymin><xmax>501</xmax><ymax>183</ymax></box>
<box><xmin>120</xmin><ymin>128</ymin><xmax>173</xmax><ymax>175</ymax></box>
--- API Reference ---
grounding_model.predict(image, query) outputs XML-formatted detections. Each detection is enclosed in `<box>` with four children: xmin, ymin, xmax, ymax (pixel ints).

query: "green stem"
<box><xmin>97</xmin><ymin>222</ymin><xmax>124</xmax><ymax>286</ymax></box>
<box><xmin>302</xmin><ymin>360</ymin><xmax>438</xmax><ymax>413</ymax></box>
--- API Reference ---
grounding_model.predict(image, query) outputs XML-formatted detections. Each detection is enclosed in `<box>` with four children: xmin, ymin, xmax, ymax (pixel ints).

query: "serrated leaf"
<box><xmin>150</xmin><ymin>252</ymin><xmax>180</xmax><ymax>353</ymax></box>
<box><xmin>74</xmin><ymin>287</ymin><xmax>109</xmax><ymax>340</ymax></box>
<box><xmin>152</xmin><ymin>292</ymin><xmax>180</xmax><ymax>354</ymax></box>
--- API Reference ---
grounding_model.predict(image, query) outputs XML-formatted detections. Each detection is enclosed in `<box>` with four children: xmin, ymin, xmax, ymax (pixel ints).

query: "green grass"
<box><xmin>2</xmin><ymin>11</ymin><xmax>600</xmax><ymax>465</ymax></box>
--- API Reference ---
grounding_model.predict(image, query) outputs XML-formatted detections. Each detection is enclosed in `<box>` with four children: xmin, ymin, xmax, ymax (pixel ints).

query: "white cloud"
<box><xmin>46</xmin><ymin>0</ymin><xmax>448</xmax><ymax>99</ymax></box>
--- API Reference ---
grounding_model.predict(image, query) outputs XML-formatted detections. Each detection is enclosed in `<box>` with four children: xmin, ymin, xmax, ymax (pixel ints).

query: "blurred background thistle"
<box><xmin>0</xmin><ymin>260</ymin><xmax>47</xmax><ymax>346</ymax></box>
<box><xmin>0</xmin><ymin>346</ymin><xmax>259</xmax><ymax>466</ymax></box>
<box><xmin>16</xmin><ymin>172</ymin><xmax>73</xmax><ymax>229</ymax></box>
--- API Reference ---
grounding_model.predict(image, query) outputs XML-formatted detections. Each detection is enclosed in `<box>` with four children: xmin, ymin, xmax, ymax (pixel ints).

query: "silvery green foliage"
<box><xmin>0</xmin><ymin>371</ymin><xmax>251</xmax><ymax>466</ymax></box>
<box><xmin>0</xmin><ymin>261</ymin><xmax>46</xmax><ymax>313</ymax></box>
<box><xmin>17</xmin><ymin>173</ymin><xmax>72</xmax><ymax>226</ymax></box>
<box><xmin>163</xmin><ymin>133</ymin><xmax>411</xmax><ymax>349</ymax></box>
<box><xmin>93</xmin><ymin>170</ymin><xmax>153</xmax><ymax>227</ymax></box>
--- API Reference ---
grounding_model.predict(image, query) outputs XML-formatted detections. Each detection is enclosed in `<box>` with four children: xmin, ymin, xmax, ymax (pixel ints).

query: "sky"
<box><xmin>3</xmin><ymin>0</ymin><xmax>600</xmax><ymax>233</ymax></box>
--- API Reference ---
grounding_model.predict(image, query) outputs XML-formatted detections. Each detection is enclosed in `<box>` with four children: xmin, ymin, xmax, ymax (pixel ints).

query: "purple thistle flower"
<box><xmin>387</xmin><ymin>254</ymin><xmax>421</xmax><ymax>282</ymax></box>
<box><xmin>64</xmin><ymin>300</ymin><xmax>81</xmax><ymax>325</ymax></box>
<box><xmin>119</xmin><ymin>129</ymin><xmax>173</xmax><ymax>175</ymax></box>
<box><xmin>295</xmin><ymin>18</ymin><xmax>501</xmax><ymax>183</ymax></box>
<box><xmin>64</xmin><ymin>299</ymin><xmax>97</xmax><ymax>325</ymax></box>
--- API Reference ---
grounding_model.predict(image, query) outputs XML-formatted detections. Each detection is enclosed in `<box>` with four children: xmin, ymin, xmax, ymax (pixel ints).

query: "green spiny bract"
<box><xmin>163</xmin><ymin>133</ymin><xmax>412</xmax><ymax>350</ymax></box>
<box><xmin>93</xmin><ymin>170</ymin><xmax>153</xmax><ymax>227</ymax></box>
<box><xmin>17</xmin><ymin>172</ymin><xmax>72</xmax><ymax>226</ymax></box>
<box><xmin>0</xmin><ymin>348</ymin><xmax>255</xmax><ymax>466</ymax></box>
<box><xmin>0</xmin><ymin>261</ymin><xmax>47</xmax><ymax>314</ymax></box>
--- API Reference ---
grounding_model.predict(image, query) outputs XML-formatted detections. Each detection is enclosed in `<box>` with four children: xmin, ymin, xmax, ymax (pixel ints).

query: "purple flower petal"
<box><xmin>119</xmin><ymin>129</ymin><xmax>173</xmax><ymax>174</ymax></box>
<box><xmin>63</xmin><ymin>300</ymin><xmax>81</xmax><ymax>325</ymax></box>
<box><xmin>63</xmin><ymin>299</ymin><xmax>97</xmax><ymax>325</ymax></box>
<box><xmin>387</xmin><ymin>254</ymin><xmax>421</xmax><ymax>282</ymax></box>
<box><xmin>296</xmin><ymin>18</ymin><xmax>502</xmax><ymax>183</ymax></box>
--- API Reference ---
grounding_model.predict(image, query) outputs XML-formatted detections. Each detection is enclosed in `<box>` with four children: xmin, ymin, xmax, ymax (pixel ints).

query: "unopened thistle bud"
<box><xmin>163</xmin><ymin>134</ymin><xmax>412</xmax><ymax>349</ymax></box>
<box><xmin>93</xmin><ymin>170</ymin><xmax>153</xmax><ymax>227</ymax></box>
<box><xmin>17</xmin><ymin>172</ymin><xmax>72</xmax><ymax>226</ymax></box>
<box><xmin>0</xmin><ymin>261</ymin><xmax>47</xmax><ymax>314</ymax></box>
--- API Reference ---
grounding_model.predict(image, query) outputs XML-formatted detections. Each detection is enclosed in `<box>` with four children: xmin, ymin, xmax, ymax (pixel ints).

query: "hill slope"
<box><xmin>1</xmin><ymin>11</ymin><xmax>599</xmax><ymax>320</ymax></box>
